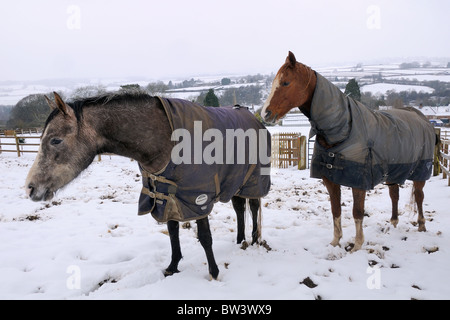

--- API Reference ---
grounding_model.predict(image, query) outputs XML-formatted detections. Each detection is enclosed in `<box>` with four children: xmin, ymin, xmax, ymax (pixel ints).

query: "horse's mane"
<box><xmin>44</xmin><ymin>91</ymin><xmax>153</xmax><ymax>129</ymax></box>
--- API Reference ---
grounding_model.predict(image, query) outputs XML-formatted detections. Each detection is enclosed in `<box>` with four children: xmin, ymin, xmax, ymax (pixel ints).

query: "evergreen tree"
<box><xmin>203</xmin><ymin>89</ymin><xmax>219</xmax><ymax>107</ymax></box>
<box><xmin>345</xmin><ymin>79</ymin><xmax>361</xmax><ymax>102</ymax></box>
<box><xmin>221</xmin><ymin>78</ymin><xmax>231</xmax><ymax>85</ymax></box>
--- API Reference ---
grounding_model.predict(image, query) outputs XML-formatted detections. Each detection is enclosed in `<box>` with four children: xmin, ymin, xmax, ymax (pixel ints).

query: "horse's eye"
<box><xmin>282</xmin><ymin>81</ymin><xmax>290</xmax><ymax>87</ymax></box>
<box><xmin>50</xmin><ymin>138</ymin><xmax>63</xmax><ymax>145</ymax></box>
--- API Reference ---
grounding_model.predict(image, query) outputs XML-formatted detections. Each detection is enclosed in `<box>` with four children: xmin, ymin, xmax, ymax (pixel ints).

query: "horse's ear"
<box><xmin>44</xmin><ymin>95</ymin><xmax>57</xmax><ymax>111</ymax></box>
<box><xmin>53</xmin><ymin>92</ymin><xmax>69</xmax><ymax>116</ymax></box>
<box><xmin>286</xmin><ymin>51</ymin><xmax>297</xmax><ymax>68</ymax></box>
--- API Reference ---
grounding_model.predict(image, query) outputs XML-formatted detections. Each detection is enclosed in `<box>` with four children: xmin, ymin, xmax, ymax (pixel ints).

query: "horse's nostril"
<box><xmin>27</xmin><ymin>184</ymin><xmax>35</xmax><ymax>197</ymax></box>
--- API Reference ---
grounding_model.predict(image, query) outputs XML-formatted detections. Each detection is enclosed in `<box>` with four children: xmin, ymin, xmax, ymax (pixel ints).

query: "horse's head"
<box><xmin>262</xmin><ymin>51</ymin><xmax>316</xmax><ymax>123</ymax></box>
<box><xmin>26</xmin><ymin>92</ymin><xmax>97</xmax><ymax>201</ymax></box>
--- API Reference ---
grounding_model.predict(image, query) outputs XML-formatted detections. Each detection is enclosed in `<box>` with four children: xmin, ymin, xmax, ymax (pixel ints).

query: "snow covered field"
<box><xmin>360</xmin><ymin>83</ymin><xmax>435</xmax><ymax>95</ymax></box>
<box><xmin>1</xmin><ymin>144</ymin><xmax>449</xmax><ymax>300</ymax></box>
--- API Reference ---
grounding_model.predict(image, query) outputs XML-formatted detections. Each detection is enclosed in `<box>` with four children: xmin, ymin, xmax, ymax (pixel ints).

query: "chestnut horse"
<box><xmin>262</xmin><ymin>51</ymin><xmax>437</xmax><ymax>252</ymax></box>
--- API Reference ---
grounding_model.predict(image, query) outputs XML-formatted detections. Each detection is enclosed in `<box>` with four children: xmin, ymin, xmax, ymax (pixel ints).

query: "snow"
<box><xmin>361</xmin><ymin>83</ymin><xmax>435</xmax><ymax>95</ymax></box>
<box><xmin>1</xmin><ymin>138</ymin><xmax>450</xmax><ymax>300</ymax></box>
<box><xmin>386</xmin><ymin>75</ymin><xmax>450</xmax><ymax>83</ymax></box>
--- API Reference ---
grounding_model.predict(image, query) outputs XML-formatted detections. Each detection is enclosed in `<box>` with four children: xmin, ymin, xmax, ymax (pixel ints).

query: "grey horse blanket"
<box><xmin>309</xmin><ymin>73</ymin><xmax>436</xmax><ymax>190</ymax></box>
<box><xmin>138</xmin><ymin>97</ymin><xmax>271</xmax><ymax>222</ymax></box>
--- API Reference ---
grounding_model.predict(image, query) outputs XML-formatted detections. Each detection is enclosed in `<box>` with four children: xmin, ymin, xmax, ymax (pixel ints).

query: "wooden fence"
<box><xmin>271</xmin><ymin>133</ymin><xmax>307</xmax><ymax>169</ymax></box>
<box><xmin>0</xmin><ymin>128</ymin><xmax>42</xmax><ymax>135</ymax></box>
<box><xmin>1</xmin><ymin>130</ymin><xmax>310</xmax><ymax>170</ymax></box>
<box><xmin>438</xmin><ymin>130</ymin><xmax>450</xmax><ymax>186</ymax></box>
<box><xmin>5</xmin><ymin>128</ymin><xmax>443</xmax><ymax>177</ymax></box>
<box><xmin>441</xmin><ymin>130</ymin><xmax>450</xmax><ymax>141</ymax></box>
<box><xmin>0</xmin><ymin>130</ymin><xmax>41</xmax><ymax>157</ymax></box>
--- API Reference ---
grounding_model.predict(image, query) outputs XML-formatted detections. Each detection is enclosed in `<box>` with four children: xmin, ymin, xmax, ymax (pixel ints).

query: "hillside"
<box><xmin>1</xmin><ymin>61</ymin><xmax>449</xmax><ymax>116</ymax></box>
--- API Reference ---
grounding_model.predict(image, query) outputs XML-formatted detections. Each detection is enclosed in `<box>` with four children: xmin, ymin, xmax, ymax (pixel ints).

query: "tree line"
<box><xmin>5</xmin><ymin>81</ymin><xmax>264</xmax><ymax>128</ymax></box>
<box><xmin>5</xmin><ymin>74</ymin><xmax>450</xmax><ymax>129</ymax></box>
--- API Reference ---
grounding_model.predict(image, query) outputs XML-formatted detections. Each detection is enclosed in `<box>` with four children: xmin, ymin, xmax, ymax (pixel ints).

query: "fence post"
<box><xmin>444</xmin><ymin>142</ymin><xmax>449</xmax><ymax>181</ymax></box>
<box><xmin>433</xmin><ymin>128</ymin><xmax>441</xmax><ymax>176</ymax></box>
<box><xmin>298</xmin><ymin>135</ymin><xmax>307</xmax><ymax>170</ymax></box>
<box><xmin>15</xmin><ymin>133</ymin><xmax>21</xmax><ymax>157</ymax></box>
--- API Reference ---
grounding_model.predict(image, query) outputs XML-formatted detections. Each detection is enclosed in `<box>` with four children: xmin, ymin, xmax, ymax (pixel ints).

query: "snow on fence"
<box><xmin>271</xmin><ymin>132</ymin><xmax>307</xmax><ymax>170</ymax></box>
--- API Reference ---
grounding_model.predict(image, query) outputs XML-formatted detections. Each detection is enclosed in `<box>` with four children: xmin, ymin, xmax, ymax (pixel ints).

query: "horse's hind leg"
<box><xmin>352</xmin><ymin>188</ymin><xmax>366</xmax><ymax>252</ymax></box>
<box><xmin>196</xmin><ymin>217</ymin><xmax>219</xmax><ymax>280</ymax></box>
<box><xmin>413</xmin><ymin>181</ymin><xmax>426</xmax><ymax>232</ymax></box>
<box><xmin>388</xmin><ymin>184</ymin><xmax>400</xmax><ymax>227</ymax></box>
<box><xmin>232</xmin><ymin>196</ymin><xmax>246</xmax><ymax>244</ymax></box>
<box><xmin>165</xmin><ymin>220</ymin><xmax>182</xmax><ymax>277</ymax></box>
<box><xmin>249</xmin><ymin>198</ymin><xmax>261</xmax><ymax>245</ymax></box>
<box><xmin>323</xmin><ymin>177</ymin><xmax>342</xmax><ymax>247</ymax></box>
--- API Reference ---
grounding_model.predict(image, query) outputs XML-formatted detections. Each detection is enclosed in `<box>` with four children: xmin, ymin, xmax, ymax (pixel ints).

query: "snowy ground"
<box><xmin>1</xmin><ymin>151</ymin><xmax>449</xmax><ymax>300</ymax></box>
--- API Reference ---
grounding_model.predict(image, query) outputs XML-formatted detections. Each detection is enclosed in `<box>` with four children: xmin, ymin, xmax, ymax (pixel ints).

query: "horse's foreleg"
<box><xmin>388</xmin><ymin>184</ymin><xmax>400</xmax><ymax>227</ymax></box>
<box><xmin>165</xmin><ymin>220</ymin><xmax>182</xmax><ymax>277</ymax></box>
<box><xmin>196</xmin><ymin>217</ymin><xmax>219</xmax><ymax>280</ymax></box>
<box><xmin>323</xmin><ymin>177</ymin><xmax>342</xmax><ymax>247</ymax></box>
<box><xmin>231</xmin><ymin>196</ymin><xmax>246</xmax><ymax>244</ymax></box>
<box><xmin>352</xmin><ymin>188</ymin><xmax>366</xmax><ymax>252</ymax></box>
<box><xmin>413</xmin><ymin>181</ymin><xmax>426</xmax><ymax>232</ymax></box>
<box><xmin>249</xmin><ymin>198</ymin><xmax>261</xmax><ymax>245</ymax></box>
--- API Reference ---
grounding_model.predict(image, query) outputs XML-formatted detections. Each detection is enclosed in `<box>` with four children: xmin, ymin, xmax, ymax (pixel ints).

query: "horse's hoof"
<box><xmin>345</xmin><ymin>241</ymin><xmax>363</xmax><ymax>253</ymax></box>
<box><xmin>209</xmin><ymin>268</ymin><xmax>219</xmax><ymax>281</ymax></box>
<box><xmin>164</xmin><ymin>268</ymin><xmax>180</xmax><ymax>277</ymax></box>
<box><xmin>240</xmin><ymin>241</ymin><xmax>249</xmax><ymax>250</ymax></box>
<box><xmin>390</xmin><ymin>218</ymin><xmax>399</xmax><ymax>228</ymax></box>
<box><xmin>418</xmin><ymin>225</ymin><xmax>427</xmax><ymax>232</ymax></box>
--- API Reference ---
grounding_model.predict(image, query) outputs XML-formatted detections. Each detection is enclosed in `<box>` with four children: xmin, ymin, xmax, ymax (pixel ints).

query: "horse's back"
<box><xmin>138</xmin><ymin>98</ymin><xmax>271</xmax><ymax>222</ymax></box>
<box><xmin>312</xmin><ymin>100</ymin><xmax>435</xmax><ymax>189</ymax></box>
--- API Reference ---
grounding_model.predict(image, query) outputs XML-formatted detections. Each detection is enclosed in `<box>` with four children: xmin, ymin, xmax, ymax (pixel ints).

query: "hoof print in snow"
<box><xmin>97</xmin><ymin>277</ymin><xmax>118</xmax><ymax>289</ymax></box>
<box><xmin>300</xmin><ymin>277</ymin><xmax>318</xmax><ymax>289</ymax></box>
<box><xmin>423</xmin><ymin>246</ymin><xmax>439</xmax><ymax>254</ymax></box>
<box><xmin>260</xmin><ymin>240</ymin><xmax>272</xmax><ymax>252</ymax></box>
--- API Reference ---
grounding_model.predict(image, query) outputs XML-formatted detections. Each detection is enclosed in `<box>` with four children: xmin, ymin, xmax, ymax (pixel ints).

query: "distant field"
<box><xmin>1</xmin><ymin>63</ymin><xmax>448</xmax><ymax>106</ymax></box>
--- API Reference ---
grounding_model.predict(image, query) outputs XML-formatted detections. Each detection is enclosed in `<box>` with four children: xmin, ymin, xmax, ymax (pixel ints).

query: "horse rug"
<box><xmin>138</xmin><ymin>97</ymin><xmax>271</xmax><ymax>222</ymax></box>
<box><xmin>309</xmin><ymin>73</ymin><xmax>436</xmax><ymax>190</ymax></box>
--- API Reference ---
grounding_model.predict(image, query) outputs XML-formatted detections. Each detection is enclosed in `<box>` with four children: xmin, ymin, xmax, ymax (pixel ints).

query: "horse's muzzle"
<box><xmin>27</xmin><ymin>184</ymin><xmax>54</xmax><ymax>202</ymax></box>
<box><xmin>263</xmin><ymin>110</ymin><xmax>278</xmax><ymax>123</ymax></box>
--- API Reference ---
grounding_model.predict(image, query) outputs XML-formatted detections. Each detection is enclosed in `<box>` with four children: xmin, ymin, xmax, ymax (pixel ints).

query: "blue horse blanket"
<box><xmin>309</xmin><ymin>73</ymin><xmax>436</xmax><ymax>190</ymax></box>
<box><xmin>138</xmin><ymin>98</ymin><xmax>271</xmax><ymax>222</ymax></box>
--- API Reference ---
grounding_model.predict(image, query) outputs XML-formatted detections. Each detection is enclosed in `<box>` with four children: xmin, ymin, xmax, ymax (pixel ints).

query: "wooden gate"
<box><xmin>271</xmin><ymin>133</ymin><xmax>307</xmax><ymax>169</ymax></box>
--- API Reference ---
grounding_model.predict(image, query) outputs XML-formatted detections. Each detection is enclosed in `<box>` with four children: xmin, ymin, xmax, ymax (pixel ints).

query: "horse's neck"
<box><xmin>304</xmin><ymin>73</ymin><xmax>352</xmax><ymax>148</ymax></box>
<box><xmin>86</xmin><ymin>98</ymin><xmax>172</xmax><ymax>173</ymax></box>
<box><xmin>298</xmin><ymin>68</ymin><xmax>317</xmax><ymax>119</ymax></box>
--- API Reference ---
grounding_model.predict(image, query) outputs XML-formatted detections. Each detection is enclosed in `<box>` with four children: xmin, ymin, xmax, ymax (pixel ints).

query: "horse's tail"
<box><xmin>246</xmin><ymin>198</ymin><xmax>263</xmax><ymax>244</ymax></box>
<box><xmin>256</xmin><ymin>198</ymin><xmax>263</xmax><ymax>243</ymax></box>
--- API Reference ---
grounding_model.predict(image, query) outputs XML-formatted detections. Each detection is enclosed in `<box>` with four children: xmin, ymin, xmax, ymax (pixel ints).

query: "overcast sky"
<box><xmin>0</xmin><ymin>0</ymin><xmax>449</xmax><ymax>81</ymax></box>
